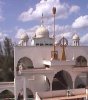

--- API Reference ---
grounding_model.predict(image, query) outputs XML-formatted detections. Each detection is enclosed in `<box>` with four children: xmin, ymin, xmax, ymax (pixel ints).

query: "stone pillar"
<box><xmin>48</xmin><ymin>76</ymin><xmax>53</xmax><ymax>91</ymax></box>
<box><xmin>72</xmin><ymin>75</ymin><xmax>77</xmax><ymax>89</ymax></box>
<box><xmin>14</xmin><ymin>78</ymin><xmax>17</xmax><ymax>100</ymax></box>
<box><xmin>23</xmin><ymin>77</ymin><xmax>27</xmax><ymax>100</ymax></box>
<box><xmin>50</xmin><ymin>81</ymin><xmax>52</xmax><ymax>91</ymax></box>
<box><xmin>72</xmin><ymin>80</ymin><xmax>75</xmax><ymax>89</ymax></box>
<box><xmin>86</xmin><ymin>73</ymin><xmax>88</xmax><ymax>86</ymax></box>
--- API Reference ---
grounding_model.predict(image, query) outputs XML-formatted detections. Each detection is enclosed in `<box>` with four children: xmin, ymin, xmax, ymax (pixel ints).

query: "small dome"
<box><xmin>20</xmin><ymin>33</ymin><xmax>29</xmax><ymax>41</ymax></box>
<box><xmin>72</xmin><ymin>34</ymin><xmax>80</xmax><ymax>40</ymax></box>
<box><xmin>35</xmin><ymin>25</ymin><xmax>49</xmax><ymax>38</ymax></box>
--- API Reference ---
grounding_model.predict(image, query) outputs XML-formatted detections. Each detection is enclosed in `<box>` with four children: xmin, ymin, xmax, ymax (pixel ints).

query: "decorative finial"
<box><xmin>41</xmin><ymin>13</ymin><xmax>44</xmax><ymax>25</ymax></box>
<box><xmin>52</xmin><ymin>7</ymin><xmax>56</xmax><ymax>15</ymax></box>
<box><xmin>59</xmin><ymin>36</ymin><xmax>68</xmax><ymax>61</ymax></box>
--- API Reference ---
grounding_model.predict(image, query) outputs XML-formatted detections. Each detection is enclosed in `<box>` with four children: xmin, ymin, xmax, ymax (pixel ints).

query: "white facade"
<box><xmin>14</xmin><ymin>34</ymin><xmax>88</xmax><ymax>100</ymax></box>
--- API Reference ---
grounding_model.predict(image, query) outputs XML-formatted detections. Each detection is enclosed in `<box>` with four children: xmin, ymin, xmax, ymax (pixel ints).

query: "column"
<box><xmin>50</xmin><ymin>82</ymin><xmax>52</xmax><ymax>91</ymax></box>
<box><xmin>23</xmin><ymin>77</ymin><xmax>27</xmax><ymax>100</ymax></box>
<box><xmin>73</xmin><ymin>80</ymin><xmax>75</xmax><ymax>89</ymax></box>
<box><xmin>49</xmin><ymin>78</ymin><xmax>53</xmax><ymax>91</ymax></box>
<box><xmin>86</xmin><ymin>73</ymin><xmax>88</xmax><ymax>86</ymax></box>
<box><xmin>14</xmin><ymin>78</ymin><xmax>17</xmax><ymax>100</ymax></box>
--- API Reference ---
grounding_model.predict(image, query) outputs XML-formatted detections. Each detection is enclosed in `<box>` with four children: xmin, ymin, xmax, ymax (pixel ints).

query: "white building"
<box><xmin>13</xmin><ymin>19</ymin><xmax>88</xmax><ymax>100</ymax></box>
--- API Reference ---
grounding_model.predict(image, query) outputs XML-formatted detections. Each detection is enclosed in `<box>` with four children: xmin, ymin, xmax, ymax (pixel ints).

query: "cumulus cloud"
<box><xmin>70</xmin><ymin>5</ymin><xmax>80</xmax><ymax>13</ymax></box>
<box><xmin>72</xmin><ymin>15</ymin><xmax>88</xmax><ymax>28</ymax></box>
<box><xmin>19</xmin><ymin>0</ymin><xmax>80</xmax><ymax>22</ymax></box>
<box><xmin>80</xmin><ymin>33</ymin><xmax>88</xmax><ymax>45</ymax></box>
<box><xmin>0</xmin><ymin>32</ymin><xmax>8</xmax><ymax>41</ymax></box>
<box><xmin>15</xmin><ymin>28</ymin><xmax>26</xmax><ymax>39</ymax></box>
<box><xmin>48</xmin><ymin>24</ymin><xmax>75</xmax><ymax>36</ymax></box>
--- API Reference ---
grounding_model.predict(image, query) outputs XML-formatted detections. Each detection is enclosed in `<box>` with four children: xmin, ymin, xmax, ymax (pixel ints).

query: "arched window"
<box><xmin>0</xmin><ymin>90</ymin><xmax>14</xmax><ymax>99</ymax></box>
<box><xmin>17</xmin><ymin>57</ymin><xmax>34</xmax><ymax>70</ymax></box>
<box><xmin>76</xmin><ymin>56</ymin><xmax>87</xmax><ymax>67</ymax></box>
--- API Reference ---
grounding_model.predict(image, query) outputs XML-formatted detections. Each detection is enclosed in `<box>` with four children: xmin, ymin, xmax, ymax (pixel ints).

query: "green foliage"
<box><xmin>0</xmin><ymin>37</ymin><xmax>14</xmax><ymax>82</ymax></box>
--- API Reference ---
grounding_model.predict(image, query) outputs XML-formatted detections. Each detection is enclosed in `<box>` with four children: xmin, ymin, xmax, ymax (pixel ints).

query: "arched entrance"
<box><xmin>52</xmin><ymin>70</ymin><xmax>73</xmax><ymax>90</ymax></box>
<box><xmin>76</xmin><ymin>56</ymin><xmax>87</xmax><ymax>67</ymax></box>
<box><xmin>17</xmin><ymin>57</ymin><xmax>34</xmax><ymax>70</ymax></box>
<box><xmin>0</xmin><ymin>90</ymin><xmax>14</xmax><ymax>99</ymax></box>
<box><xmin>75</xmin><ymin>72</ymin><xmax>88</xmax><ymax>88</ymax></box>
<box><xmin>17</xmin><ymin>88</ymin><xmax>34</xmax><ymax>100</ymax></box>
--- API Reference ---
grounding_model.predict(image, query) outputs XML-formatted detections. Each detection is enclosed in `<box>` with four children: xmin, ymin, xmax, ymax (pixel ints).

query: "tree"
<box><xmin>0</xmin><ymin>37</ymin><xmax>14</xmax><ymax>82</ymax></box>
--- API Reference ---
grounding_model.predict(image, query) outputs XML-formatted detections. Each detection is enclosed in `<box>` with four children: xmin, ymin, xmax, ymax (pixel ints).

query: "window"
<box><xmin>76</xmin><ymin>56</ymin><xmax>87</xmax><ymax>67</ymax></box>
<box><xmin>36</xmin><ymin>43</ymin><xmax>39</xmax><ymax>46</ymax></box>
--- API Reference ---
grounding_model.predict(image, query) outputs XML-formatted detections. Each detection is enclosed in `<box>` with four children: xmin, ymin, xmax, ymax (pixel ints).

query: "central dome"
<box><xmin>35</xmin><ymin>25</ymin><xmax>49</xmax><ymax>38</ymax></box>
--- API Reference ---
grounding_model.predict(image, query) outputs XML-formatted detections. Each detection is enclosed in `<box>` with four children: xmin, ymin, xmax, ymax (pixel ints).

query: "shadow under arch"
<box><xmin>17</xmin><ymin>88</ymin><xmax>34</xmax><ymax>100</ymax></box>
<box><xmin>76</xmin><ymin>56</ymin><xmax>87</xmax><ymax>67</ymax></box>
<box><xmin>0</xmin><ymin>89</ymin><xmax>14</xmax><ymax>99</ymax></box>
<box><xmin>17</xmin><ymin>57</ymin><xmax>34</xmax><ymax>70</ymax></box>
<box><xmin>52</xmin><ymin>70</ymin><xmax>73</xmax><ymax>90</ymax></box>
<box><xmin>75</xmin><ymin>72</ymin><xmax>88</xmax><ymax>89</ymax></box>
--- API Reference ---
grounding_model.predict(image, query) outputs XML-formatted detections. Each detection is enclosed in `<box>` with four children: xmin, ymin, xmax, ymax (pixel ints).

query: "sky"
<box><xmin>0</xmin><ymin>0</ymin><xmax>88</xmax><ymax>45</ymax></box>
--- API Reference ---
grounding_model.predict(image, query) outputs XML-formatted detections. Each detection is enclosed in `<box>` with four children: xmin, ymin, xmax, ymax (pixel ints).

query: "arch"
<box><xmin>75</xmin><ymin>72</ymin><xmax>88</xmax><ymax>88</ymax></box>
<box><xmin>0</xmin><ymin>90</ymin><xmax>14</xmax><ymax>99</ymax></box>
<box><xmin>52</xmin><ymin>70</ymin><xmax>73</xmax><ymax>90</ymax></box>
<box><xmin>17</xmin><ymin>57</ymin><xmax>34</xmax><ymax>70</ymax></box>
<box><xmin>17</xmin><ymin>88</ymin><xmax>34</xmax><ymax>100</ymax></box>
<box><xmin>76</xmin><ymin>56</ymin><xmax>87</xmax><ymax>67</ymax></box>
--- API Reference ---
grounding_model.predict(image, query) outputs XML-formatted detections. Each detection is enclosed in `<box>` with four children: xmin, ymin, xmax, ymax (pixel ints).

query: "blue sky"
<box><xmin>0</xmin><ymin>0</ymin><xmax>88</xmax><ymax>45</ymax></box>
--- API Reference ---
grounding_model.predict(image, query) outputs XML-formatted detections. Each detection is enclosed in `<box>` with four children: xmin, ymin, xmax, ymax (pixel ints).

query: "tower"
<box><xmin>72</xmin><ymin>33</ymin><xmax>80</xmax><ymax>46</ymax></box>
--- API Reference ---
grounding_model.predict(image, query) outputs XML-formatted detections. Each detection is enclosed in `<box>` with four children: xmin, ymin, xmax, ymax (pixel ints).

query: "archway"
<box><xmin>52</xmin><ymin>70</ymin><xmax>73</xmax><ymax>90</ymax></box>
<box><xmin>17</xmin><ymin>88</ymin><xmax>34</xmax><ymax>100</ymax></box>
<box><xmin>75</xmin><ymin>72</ymin><xmax>88</xmax><ymax>88</ymax></box>
<box><xmin>76</xmin><ymin>56</ymin><xmax>87</xmax><ymax>67</ymax></box>
<box><xmin>0</xmin><ymin>90</ymin><xmax>14</xmax><ymax>99</ymax></box>
<box><xmin>17</xmin><ymin>57</ymin><xmax>34</xmax><ymax>70</ymax></box>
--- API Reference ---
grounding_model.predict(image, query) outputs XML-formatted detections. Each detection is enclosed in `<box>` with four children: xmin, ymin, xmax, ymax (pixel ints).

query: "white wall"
<box><xmin>14</xmin><ymin>46</ymin><xmax>88</xmax><ymax>69</ymax></box>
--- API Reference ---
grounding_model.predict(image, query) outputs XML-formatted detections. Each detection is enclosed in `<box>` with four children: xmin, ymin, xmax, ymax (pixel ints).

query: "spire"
<box><xmin>41</xmin><ymin>13</ymin><xmax>44</xmax><ymax>26</ymax></box>
<box><xmin>51</xmin><ymin>7</ymin><xmax>58</xmax><ymax>60</ymax></box>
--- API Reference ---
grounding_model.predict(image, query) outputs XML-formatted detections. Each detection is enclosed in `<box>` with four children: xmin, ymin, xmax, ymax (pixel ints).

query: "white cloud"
<box><xmin>19</xmin><ymin>0</ymin><xmax>80</xmax><ymax>22</ymax></box>
<box><xmin>15</xmin><ymin>28</ymin><xmax>26</xmax><ymax>39</ymax></box>
<box><xmin>70</xmin><ymin>5</ymin><xmax>80</xmax><ymax>13</ymax></box>
<box><xmin>80</xmin><ymin>33</ymin><xmax>88</xmax><ymax>45</ymax></box>
<box><xmin>48</xmin><ymin>24</ymin><xmax>75</xmax><ymax>36</ymax></box>
<box><xmin>0</xmin><ymin>32</ymin><xmax>8</xmax><ymax>41</ymax></box>
<box><xmin>72</xmin><ymin>15</ymin><xmax>88</xmax><ymax>28</ymax></box>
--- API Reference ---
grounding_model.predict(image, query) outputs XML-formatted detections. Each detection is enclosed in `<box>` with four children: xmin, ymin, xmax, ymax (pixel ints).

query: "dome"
<box><xmin>35</xmin><ymin>25</ymin><xmax>49</xmax><ymax>38</ymax></box>
<box><xmin>20</xmin><ymin>33</ymin><xmax>29</xmax><ymax>41</ymax></box>
<box><xmin>72</xmin><ymin>34</ymin><xmax>80</xmax><ymax>40</ymax></box>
